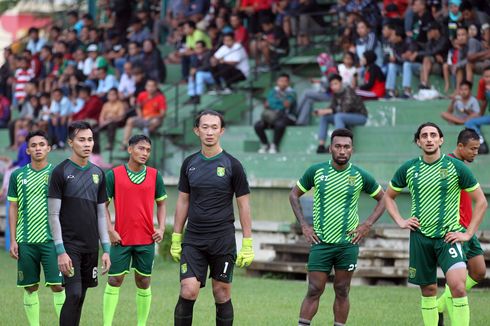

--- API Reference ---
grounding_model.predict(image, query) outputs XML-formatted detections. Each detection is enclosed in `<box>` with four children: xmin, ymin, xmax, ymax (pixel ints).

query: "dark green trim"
<box><xmin>69</xmin><ymin>159</ymin><xmax>92</xmax><ymax>171</ymax></box>
<box><xmin>199</xmin><ymin>150</ymin><xmax>224</xmax><ymax>161</ymax></box>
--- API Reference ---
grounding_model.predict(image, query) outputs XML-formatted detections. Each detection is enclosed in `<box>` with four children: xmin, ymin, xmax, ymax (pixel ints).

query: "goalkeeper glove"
<box><xmin>170</xmin><ymin>233</ymin><xmax>182</xmax><ymax>262</ymax></box>
<box><xmin>236</xmin><ymin>238</ymin><xmax>254</xmax><ymax>268</ymax></box>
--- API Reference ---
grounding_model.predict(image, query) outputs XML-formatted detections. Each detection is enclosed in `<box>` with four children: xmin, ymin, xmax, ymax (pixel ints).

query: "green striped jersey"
<box><xmin>297</xmin><ymin>161</ymin><xmax>381</xmax><ymax>244</ymax></box>
<box><xmin>106</xmin><ymin>164</ymin><xmax>166</xmax><ymax>201</ymax></box>
<box><xmin>7</xmin><ymin>163</ymin><xmax>53</xmax><ymax>243</ymax></box>
<box><xmin>389</xmin><ymin>155</ymin><xmax>479</xmax><ymax>238</ymax></box>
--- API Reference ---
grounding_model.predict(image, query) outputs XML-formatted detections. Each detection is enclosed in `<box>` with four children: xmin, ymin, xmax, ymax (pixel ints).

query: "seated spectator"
<box><xmin>185</xmin><ymin>40</ymin><xmax>213</xmax><ymax>105</ymax></box>
<box><xmin>210</xmin><ymin>33</ymin><xmax>249</xmax><ymax>93</ymax></box>
<box><xmin>122</xmin><ymin>79</ymin><xmax>166</xmax><ymax>147</ymax></box>
<box><xmin>315</xmin><ymin>74</ymin><xmax>368</xmax><ymax>153</ymax></box>
<box><xmin>127</xmin><ymin>18</ymin><xmax>151</xmax><ymax>44</ymax></box>
<box><xmin>95</xmin><ymin>66</ymin><xmax>119</xmax><ymax>97</ymax></box>
<box><xmin>254</xmin><ymin>73</ymin><xmax>296</xmax><ymax>154</ymax></box>
<box><xmin>0</xmin><ymin>94</ymin><xmax>10</xmax><ymax>128</ymax></box>
<box><xmin>446</xmin><ymin>0</ymin><xmax>462</xmax><ymax>40</ymax></box>
<box><xmin>72</xmin><ymin>85</ymin><xmax>104</xmax><ymax>122</ymax></box>
<box><xmin>291</xmin><ymin>0</ymin><xmax>327</xmax><ymax>48</ymax></box>
<box><xmin>49</xmin><ymin>88</ymin><xmax>73</xmax><ymax>149</ymax></box>
<box><xmin>26</xmin><ymin>27</ymin><xmax>46</xmax><ymax>55</ymax></box>
<box><xmin>443</xmin><ymin>26</ymin><xmax>469</xmax><ymax>93</ymax></box>
<box><xmin>467</xmin><ymin>23</ymin><xmax>490</xmax><ymax>83</ymax></box>
<box><xmin>98</xmin><ymin>88</ymin><xmax>126</xmax><ymax>150</ymax></box>
<box><xmin>184</xmin><ymin>0</ymin><xmax>209</xmax><ymax>22</ymax></box>
<box><xmin>253</xmin><ymin>17</ymin><xmax>289</xmax><ymax>71</ymax></box>
<box><xmin>141</xmin><ymin>39</ymin><xmax>166</xmax><ymax>83</ymax></box>
<box><xmin>127</xmin><ymin>41</ymin><xmax>144</xmax><ymax>67</ymax></box>
<box><xmin>338</xmin><ymin>52</ymin><xmax>358</xmax><ymax>89</ymax></box>
<box><xmin>237</xmin><ymin>0</ymin><xmax>272</xmax><ymax>36</ymax></box>
<box><xmin>356</xmin><ymin>50</ymin><xmax>386</xmax><ymax>99</ymax></box>
<box><xmin>441</xmin><ymin>80</ymin><xmax>480</xmax><ymax>124</ymax></box>
<box><xmin>385</xmin><ymin>27</ymin><xmax>412</xmax><ymax>98</ymax></box>
<box><xmin>346</xmin><ymin>0</ymin><xmax>382</xmax><ymax>32</ymax></box>
<box><xmin>465</xmin><ymin>66</ymin><xmax>490</xmax><ymax>142</ymax></box>
<box><xmin>8</xmin><ymin>94</ymin><xmax>36</xmax><ymax>150</ymax></box>
<box><xmin>181</xmin><ymin>20</ymin><xmax>211</xmax><ymax>79</ymax></box>
<box><xmin>118</xmin><ymin>61</ymin><xmax>136</xmax><ymax>100</ymax></box>
<box><xmin>355</xmin><ymin>20</ymin><xmax>383</xmax><ymax>68</ymax></box>
<box><xmin>13</xmin><ymin>56</ymin><xmax>34</xmax><ymax>109</ymax></box>
<box><xmin>230</xmin><ymin>13</ymin><xmax>249</xmax><ymax>52</ymax></box>
<box><xmin>35</xmin><ymin>92</ymin><xmax>51</xmax><ymax>132</ymax></box>
<box><xmin>405</xmin><ymin>0</ymin><xmax>433</xmax><ymax>48</ymax></box>
<box><xmin>418</xmin><ymin>22</ymin><xmax>449</xmax><ymax>89</ymax></box>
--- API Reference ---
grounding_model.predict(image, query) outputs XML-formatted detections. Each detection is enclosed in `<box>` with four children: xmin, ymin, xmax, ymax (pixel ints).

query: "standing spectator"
<box><xmin>443</xmin><ymin>26</ymin><xmax>470</xmax><ymax>93</ymax></box>
<box><xmin>26</xmin><ymin>27</ymin><xmax>47</xmax><ymax>55</ymax></box>
<box><xmin>122</xmin><ymin>79</ymin><xmax>166</xmax><ymax>147</ymax></box>
<box><xmin>441</xmin><ymin>80</ymin><xmax>480</xmax><ymax>124</ymax></box>
<box><xmin>181</xmin><ymin>20</ymin><xmax>211</xmax><ymax>80</ymax></box>
<box><xmin>385</xmin><ymin>27</ymin><xmax>413</xmax><ymax>98</ymax></box>
<box><xmin>315</xmin><ymin>74</ymin><xmax>368</xmax><ymax>153</ymax></box>
<box><xmin>356</xmin><ymin>50</ymin><xmax>386</xmax><ymax>99</ymax></box>
<box><xmin>418</xmin><ymin>22</ymin><xmax>450</xmax><ymax>89</ymax></box>
<box><xmin>185</xmin><ymin>41</ymin><xmax>213</xmax><ymax>105</ymax></box>
<box><xmin>98</xmin><ymin>88</ymin><xmax>126</xmax><ymax>150</ymax></box>
<box><xmin>253</xmin><ymin>18</ymin><xmax>289</xmax><ymax>71</ymax></box>
<box><xmin>49</xmin><ymin>89</ymin><xmax>73</xmax><ymax>149</ymax></box>
<box><xmin>13</xmin><ymin>56</ymin><xmax>34</xmax><ymax>109</ymax></box>
<box><xmin>254</xmin><ymin>73</ymin><xmax>296</xmax><ymax>154</ymax></box>
<box><xmin>141</xmin><ymin>39</ymin><xmax>167</xmax><ymax>83</ymax></box>
<box><xmin>466</xmin><ymin>23</ymin><xmax>490</xmax><ymax>83</ymax></box>
<box><xmin>407</xmin><ymin>0</ymin><xmax>434</xmax><ymax>49</ymax></box>
<box><xmin>210</xmin><ymin>33</ymin><xmax>249</xmax><ymax>93</ymax></box>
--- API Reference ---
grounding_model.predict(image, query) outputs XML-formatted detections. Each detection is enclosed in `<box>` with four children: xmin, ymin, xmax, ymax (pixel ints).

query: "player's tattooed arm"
<box><xmin>289</xmin><ymin>185</ymin><xmax>320</xmax><ymax>244</ymax></box>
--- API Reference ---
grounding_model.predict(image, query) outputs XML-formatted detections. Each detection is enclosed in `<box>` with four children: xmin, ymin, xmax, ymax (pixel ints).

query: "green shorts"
<box><xmin>17</xmin><ymin>242</ymin><xmax>62</xmax><ymax>287</ymax></box>
<box><xmin>463</xmin><ymin>234</ymin><xmax>484</xmax><ymax>260</ymax></box>
<box><xmin>408</xmin><ymin>231</ymin><xmax>466</xmax><ymax>285</ymax></box>
<box><xmin>108</xmin><ymin>243</ymin><xmax>155</xmax><ymax>277</ymax></box>
<box><xmin>307</xmin><ymin>242</ymin><xmax>359</xmax><ymax>274</ymax></box>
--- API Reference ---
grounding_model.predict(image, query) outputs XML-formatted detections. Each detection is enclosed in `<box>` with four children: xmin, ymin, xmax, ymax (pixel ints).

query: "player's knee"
<box><xmin>333</xmin><ymin>282</ymin><xmax>350</xmax><ymax>299</ymax></box>
<box><xmin>108</xmin><ymin>276</ymin><xmax>124</xmax><ymax>287</ymax></box>
<box><xmin>25</xmin><ymin>285</ymin><xmax>39</xmax><ymax>293</ymax></box>
<box><xmin>306</xmin><ymin>282</ymin><xmax>325</xmax><ymax>299</ymax></box>
<box><xmin>65</xmin><ymin>288</ymin><xmax>83</xmax><ymax>304</ymax></box>
<box><xmin>472</xmin><ymin>268</ymin><xmax>486</xmax><ymax>283</ymax></box>
<box><xmin>180</xmin><ymin>284</ymin><xmax>199</xmax><ymax>301</ymax></box>
<box><xmin>135</xmin><ymin>275</ymin><xmax>151</xmax><ymax>289</ymax></box>
<box><xmin>50</xmin><ymin>285</ymin><xmax>64</xmax><ymax>292</ymax></box>
<box><xmin>212</xmin><ymin>285</ymin><xmax>231</xmax><ymax>303</ymax></box>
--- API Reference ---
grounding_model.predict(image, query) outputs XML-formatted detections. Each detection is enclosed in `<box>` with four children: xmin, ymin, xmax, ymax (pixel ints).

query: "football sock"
<box><xmin>103</xmin><ymin>284</ymin><xmax>120</xmax><ymax>326</ymax></box>
<box><xmin>298</xmin><ymin>318</ymin><xmax>311</xmax><ymax>326</ymax></box>
<box><xmin>436</xmin><ymin>284</ymin><xmax>450</xmax><ymax>313</ymax></box>
<box><xmin>53</xmin><ymin>290</ymin><xmax>66</xmax><ymax>318</ymax></box>
<box><xmin>421</xmin><ymin>296</ymin><xmax>438</xmax><ymax>326</ymax></box>
<box><xmin>174</xmin><ymin>296</ymin><xmax>195</xmax><ymax>326</ymax></box>
<box><xmin>334</xmin><ymin>322</ymin><xmax>346</xmax><ymax>326</ymax></box>
<box><xmin>23</xmin><ymin>290</ymin><xmax>40</xmax><ymax>326</ymax></box>
<box><xmin>452</xmin><ymin>297</ymin><xmax>469</xmax><ymax>326</ymax></box>
<box><xmin>216</xmin><ymin>299</ymin><xmax>233</xmax><ymax>326</ymax></box>
<box><xmin>465</xmin><ymin>275</ymin><xmax>478</xmax><ymax>291</ymax></box>
<box><xmin>136</xmin><ymin>287</ymin><xmax>152</xmax><ymax>326</ymax></box>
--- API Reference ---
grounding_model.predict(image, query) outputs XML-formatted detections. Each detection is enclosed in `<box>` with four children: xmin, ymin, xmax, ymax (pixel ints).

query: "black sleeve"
<box><xmin>48</xmin><ymin>165</ymin><xmax>64</xmax><ymax>199</ymax></box>
<box><xmin>231</xmin><ymin>158</ymin><xmax>250</xmax><ymax>198</ymax></box>
<box><xmin>360</xmin><ymin>66</ymin><xmax>376</xmax><ymax>90</ymax></box>
<box><xmin>97</xmin><ymin>170</ymin><xmax>108</xmax><ymax>204</ymax></box>
<box><xmin>178</xmin><ymin>156</ymin><xmax>191</xmax><ymax>194</ymax></box>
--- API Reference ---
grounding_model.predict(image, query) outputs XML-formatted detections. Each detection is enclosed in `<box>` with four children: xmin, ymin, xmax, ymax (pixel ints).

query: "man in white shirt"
<box><xmin>26</xmin><ymin>27</ymin><xmax>46</xmax><ymax>55</ymax></box>
<box><xmin>96</xmin><ymin>66</ymin><xmax>119</xmax><ymax>98</ymax></box>
<box><xmin>210</xmin><ymin>33</ymin><xmax>249</xmax><ymax>93</ymax></box>
<box><xmin>118</xmin><ymin>62</ymin><xmax>136</xmax><ymax>100</ymax></box>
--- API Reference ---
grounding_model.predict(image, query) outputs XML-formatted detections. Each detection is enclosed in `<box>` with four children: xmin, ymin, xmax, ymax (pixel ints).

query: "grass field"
<box><xmin>1</xmin><ymin>250</ymin><xmax>490</xmax><ymax>325</ymax></box>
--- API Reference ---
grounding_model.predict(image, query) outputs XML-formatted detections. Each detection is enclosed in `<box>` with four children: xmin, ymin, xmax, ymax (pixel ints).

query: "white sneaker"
<box><xmin>268</xmin><ymin>144</ymin><xmax>277</xmax><ymax>154</ymax></box>
<box><xmin>258</xmin><ymin>144</ymin><xmax>269</xmax><ymax>154</ymax></box>
<box><xmin>207</xmin><ymin>89</ymin><xmax>219</xmax><ymax>95</ymax></box>
<box><xmin>220</xmin><ymin>87</ymin><xmax>232</xmax><ymax>95</ymax></box>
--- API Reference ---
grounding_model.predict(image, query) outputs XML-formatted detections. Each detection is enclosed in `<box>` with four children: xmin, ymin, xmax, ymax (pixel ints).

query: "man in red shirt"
<box><xmin>230</xmin><ymin>13</ymin><xmax>249</xmax><ymax>53</ymax></box>
<box><xmin>437</xmin><ymin>128</ymin><xmax>486</xmax><ymax>324</ymax></box>
<box><xmin>121</xmin><ymin>79</ymin><xmax>166</xmax><ymax>148</ymax></box>
<box><xmin>72</xmin><ymin>86</ymin><xmax>104</xmax><ymax>122</ymax></box>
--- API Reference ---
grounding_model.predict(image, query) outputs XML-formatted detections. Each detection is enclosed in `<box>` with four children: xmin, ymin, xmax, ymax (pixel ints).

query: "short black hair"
<box><xmin>331</xmin><ymin>128</ymin><xmax>353</xmax><ymax>143</ymax></box>
<box><xmin>26</xmin><ymin>130</ymin><xmax>49</xmax><ymax>145</ymax></box>
<box><xmin>344</xmin><ymin>52</ymin><xmax>355</xmax><ymax>62</ymax></box>
<box><xmin>184</xmin><ymin>20</ymin><xmax>196</xmax><ymax>29</ymax></box>
<box><xmin>457</xmin><ymin>128</ymin><xmax>480</xmax><ymax>145</ymax></box>
<box><xmin>413</xmin><ymin>122</ymin><xmax>443</xmax><ymax>142</ymax></box>
<box><xmin>457</xmin><ymin>26</ymin><xmax>468</xmax><ymax>33</ymax></box>
<box><xmin>460</xmin><ymin>80</ymin><xmax>473</xmax><ymax>89</ymax></box>
<box><xmin>485</xmin><ymin>65</ymin><xmax>490</xmax><ymax>72</ymax></box>
<box><xmin>68</xmin><ymin>121</ymin><xmax>93</xmax><ymax>140</ymax></box>
<box><xmin>28</xmin><ymin>27</ymin><xmax>39</xmax><ymax>34</ymax></box>
<box><xmin>328</xmin><ymin>73</ymin><xmax>342</xmax><ymax>83</ymax></box>
<box><xmin>223</xmin><ymin>32</ymin><xmax>235</xmax><ymax>39</ymax></box>
<box><xmin>278</xmin><ymin>73</ymin><xmax>290</xmax><ymax>80</ymax></box>
<box><xmin>195</xmin><ymin>40</ymin><xmax>206</xmax><ymax>48</ymax></box>
<box><xmin>129</xmin><ymin>134</ymin><xmax>152</xmax><ymax>146</ymax></box>
<box><xmin>194</xmin><ymin>109</ymin><xmax>226</xmax><ymax>128</ymax></box>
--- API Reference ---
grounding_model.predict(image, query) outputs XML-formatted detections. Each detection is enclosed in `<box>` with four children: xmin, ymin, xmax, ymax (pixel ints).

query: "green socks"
<box><xmin>465</xmin><ymin>275</ymin><xmax>478</xmax><ymax>291</ymax></box>
<box><xmin>103</xmin><ymin>284</ymin><xmax>121</xmax><ymax>326</ymax></box>
<box><xmin>24</xmin><ymin>291</ymin><xmax>40</xmax><ymax>326</ymax></box>
<box><xmin>52</xmin><ymin>290</ymin><xmax>65</xmax><ymax>318</ymax></box>
<box><xmin>136</xmin><ymin>287</ymin><xmax>152</xmax><ymax>326</ymax></box>
<box><xmin>452</xmin><ymin>296</ymin><xmax>469</xmax><ymax>326</ymax></box>
<box><xmin>421</xmin><ymin>296</ymin><xmax>438</xmax><ymax>326</ymax></box>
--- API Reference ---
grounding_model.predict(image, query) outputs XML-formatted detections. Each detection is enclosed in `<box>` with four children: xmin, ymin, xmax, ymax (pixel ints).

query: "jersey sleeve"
<box><xmin>178</xmin><ymin>156</ymin><xmax>191</xmax><ymax>194</ymax></box>
<box><xmin>359</xmin><ymin>168</ymin><xmax>382</xmax><ymax>197</ymax></box>
<box><xmin>155</xmin><ymin>171</ymin><xmax>167</xmax><ymax>201</ymax></box>
<box><xmin>454</xmin><ymin>160</ymin><xmax>479</xmax><ymax>192</ymax></box>
<box><xmin>389</xmin><ymin>161</ymin><xmax>411</xmax><ymax>192</ymax></box>
<box><xmin>48</xmin><ymin>165</ymin><xmax>64</xmax><ymax>199</ymax></box>
<box><xmin>97</xmin><ymin>171</ymin><xmax>108</xmax><ymax>204</ymax></box>
<box><xmin>7</xmin><ymin>169</ymin><xmax>20</xmax><ymax>202</ymax></box>
<box><xmin>105</xmin><ymin>169</ymin><xmax>115</xmax><ymax>200</ymax></box>
<box><xmin>297</xmin><ymin>165</ymin><xmax>316</xmax><ymax>193</ymax></box>
<box><xmin>231</xmin><ymin>158</ymin><xmax>250</xmax><ymax>198</ymax></box>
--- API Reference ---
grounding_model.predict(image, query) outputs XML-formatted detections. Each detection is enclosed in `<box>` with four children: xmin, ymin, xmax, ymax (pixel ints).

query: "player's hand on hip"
<box><xmin>152</xmin><ymin>227</ymin><xmax>165</xmax><ymax>243</ymax></box>
<box><xmin>445</xmin><ymin>231</ymin><xmax>470</xmax><ymax>244</ymax></box>
<box><xmin>236</xmin><ymin>238</ymin><xmax>254</xmax><ymax>268</ymax></box>
<box><xmin>302</xmin><ymin>224</ymin><xmax>320</xmax><ymax>244</ymax></box>
<box><xmin>349</xmin><ymin>223</ymin><xmax>371</xmax><ymax>244</ymax></box>
<box><xmin>170</xmin><ymin>232</ymin><xmax>182</xmax><ymax>262</ymax></box>
<box><xmin>398</xmin><ymin>217</ymin><xmax>420</xmax><ymax>231</ymax></box>
<box><xmin>101</xmin><ymin>253</ymin><xmax>111</xmax><ymax>275</ymax></box>
<box><xmin>58</xmin><ymin>253</ymin><xmax>73</xmax><ymax>277</ymax></box>
<box><xmin>9</xmin><ymin>240</ymin><xmax>18</xmax><ymax>260</ymax></box>
<box><xmin>109</xmin><ymin>230</ymin><xmax>122</xmax><ymax>246</ymax></box>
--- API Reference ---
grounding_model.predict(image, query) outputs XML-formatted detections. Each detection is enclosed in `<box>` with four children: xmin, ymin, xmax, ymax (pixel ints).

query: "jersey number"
<box><xmin>448</xmin><ymin>244</ymin><xmax>463</xmax><ymax>259</ymax></box>
<box><xmin>347</xmin><ymin>264</ymin><xmax>357</xmax><ymax>272</ymax></box>
<box><xmin>223</xmin><ymin>262</ymin><xmax>229</xmax><ymax>274</ymax></box>
<box><xmin>92</xmin><ymin>267</ymin><xmax>98</xmax><ymax>279</ymax></box>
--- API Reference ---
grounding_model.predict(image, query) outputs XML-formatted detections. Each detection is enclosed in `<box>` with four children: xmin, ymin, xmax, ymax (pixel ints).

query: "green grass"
<box><xmin>1</xmin><ymin>250</ymin><xmax>490</xmax><ymax>325</ymax></box>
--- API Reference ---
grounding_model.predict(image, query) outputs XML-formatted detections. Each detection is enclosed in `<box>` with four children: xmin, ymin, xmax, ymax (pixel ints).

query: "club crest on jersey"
<box><xmin>217</xmin><ymin>167</ymin><xmax>225</xmax><ymax>177</ymax></box>
<box><xmin>347</xmin><ymin>176</ymin><xmax>356</xmax><ymax>186</ymax></box>
<box><xmin>439</xmin><ymin>169</ymin><xmax>448</xmax><ymax>179</ymax></box>
<box><xmin>92</xmin><ymin>174</ymin><xmax>100</xmax><ymax>184</ymax></box>
<box><xmin>18</xmin><ymin>271</ymin><xmax>24</xmax><ymax>281</ymax></box>
<box><xmin>43</xmin><ymin>174</ymin><xmax>49</xmax><ymax>184</ymax></box>
<box><xmin>409</xmin><ymin>267</ymin><xmax>416</xmax><ymax>279</ymax></box>
<box><xmin>181</xmin><ymin>263</ymin><xmax>187</xmax><ymax>274</ymax></box>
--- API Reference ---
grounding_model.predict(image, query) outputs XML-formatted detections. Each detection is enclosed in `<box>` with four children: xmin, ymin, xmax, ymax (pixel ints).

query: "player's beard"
<box><xmin>423</xmin><ymin>148</ymin><xmax>439</xmax><ymax>156</ymax></box>
<box><xmin>332</xmin><ymin>155</ymin><xmax>350</xmax><ymax>166</ymax></box>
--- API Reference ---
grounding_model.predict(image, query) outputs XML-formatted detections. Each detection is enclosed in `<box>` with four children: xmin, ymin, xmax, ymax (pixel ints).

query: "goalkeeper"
<box><xmin>170</xmin><ymin>110</ymin><xmax>254</xmax><ymax>326</ymax></box>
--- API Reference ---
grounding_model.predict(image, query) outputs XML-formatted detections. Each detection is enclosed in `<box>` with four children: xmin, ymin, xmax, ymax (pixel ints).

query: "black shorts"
<box><xmin>180</xmin><ymin>233</ymin><xmax>236</xmax><ymax>288</ymax></box>
<box><xmin>63</xmin><ymin>248</ymin><xmax>99</xmax><ymax>288</ymax></box>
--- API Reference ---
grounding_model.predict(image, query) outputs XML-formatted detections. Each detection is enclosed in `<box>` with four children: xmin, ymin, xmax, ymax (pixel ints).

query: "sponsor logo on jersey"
<box><xmin>439</xmin><ymin>169</ymin><xmax>448</xmax><ymax>179</ymax></box>
<box><xmin>67</xmin><ymin>175</ymin><xmax>75</xmax><ymax>180</ymax></box>
<box><xmin>181</xmin><ymin>263</ymin><xmax>187</xmax><ymax>274</ymax></box>
<box><xmin>347</xmin><ymin>176</ymin><xmax>356</xmax><ymax>186</ymax></box>
<box><xmin>217</xmin><ymin>167</ymin><xmax>225</xmax><ymax>177</ymax></box>
<box><xmin>92</xmin><ymin>174</ymin><xmax>100</xmax><ymax>184</ymax></box>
